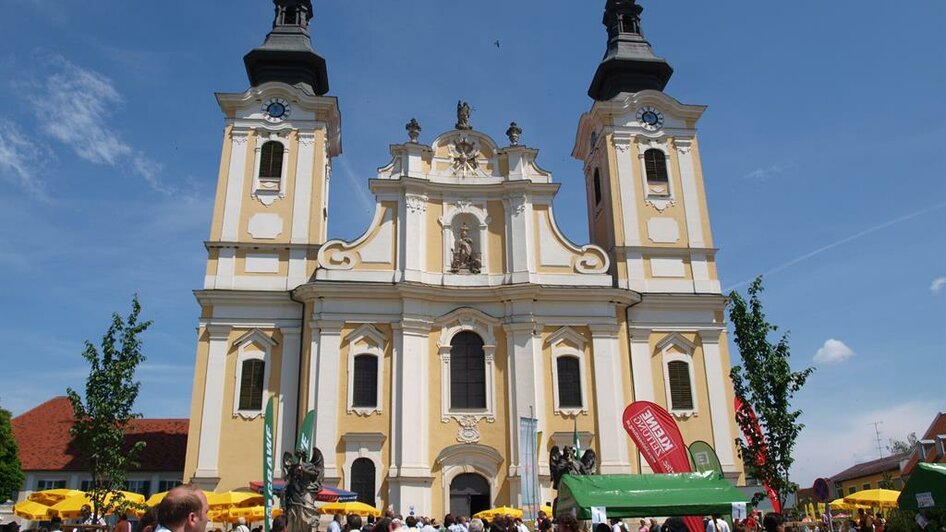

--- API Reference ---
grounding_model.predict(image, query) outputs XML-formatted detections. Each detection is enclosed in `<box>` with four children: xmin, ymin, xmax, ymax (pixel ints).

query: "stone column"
<box><xmin>312</xmin><ymin>321</ymin><xmax>344</xmax><ymax>483</ymax></box>
<box><xmin>503</xmin><ymin>322</ymin><xmax>545</xmax><ymax>506</ymax></box>
<box><xmin>504</xmin><ymin>194</ymin><xmax>535</xmax><ymax>284</ymax></box>
<box><xmin>276</xmin><ymin>327</ymin><xmax>302</xmax><ymax>478</ymax></box>
<box><xmin>590</xmin><ymin>324</ymin><xmax>632</xmax><ymax>474</ymax></box>
<box><xmin>194</xmin><ymin>324</ymin><xmax>232</xmax><ymax>482</ymax></box>
<box><xmin>627</xmin><ymin>326</ymin><xmax>654</xmax><ymax>473</ymax></box>
<box><xmin>389</xmin><ymin>318</ymin><xmax>433</xmax><ymax>516</ymax></box>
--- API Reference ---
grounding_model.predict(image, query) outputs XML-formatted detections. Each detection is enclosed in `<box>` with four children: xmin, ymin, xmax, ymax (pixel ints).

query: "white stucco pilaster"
<box><xmin>673</xmin><ymin>139</ymin><xmax>705</xmax><ymax>249</ymax></box>
<box><xmin>276</xmin><ymin>327</ymin><xmax>302</xmax><ymax>478</ymax></box>
<box><xmin>503</xmin><ymin>323</ymin><xmax>543</xmax><ymax>480</ymax></box>
<box><xmin>589</xmin><ymin>324</ymin><xmax>632</xmax><ymax>474</ymax></box>
<box><xmin>627</xmin><ymin>326</ymin><xmax>654</xmax><ymax>473</ymax></box>
<box><xmin>291</xmin><ymin>132</ymin><xmax>316</xmax><ymax>244</ymax></box>
<box><xmin>698</xmin><ymin>329</ymin><xmax>736</xmax><ymax>467</ymax></box>
<box><xmin>194</xmin><ymin>324</ymin><xmax>231</xmax><ymax>480</ymax></box>
<box><xmin>313</xmin><ymin>321</ymin><xmax>343</xmax><ymax>482</ymax></box>
<box><xmin>221</xmin><ymin>130</ymin><xmax>249</xmax><ymax>242</ymax></box>
<box><xmin>505</xmin><ymin>195</ymin><xmax>535</xmax><ymax>284</ymax></box>
<box><xmin>403</xmin><ymin>192</ymin><xmax>427</xmax><ymax>282</ymax></box>
<box><xmin>613</xmin><ymin>134</ymin><xmax>641</xmax><ymax>247</ymax></box>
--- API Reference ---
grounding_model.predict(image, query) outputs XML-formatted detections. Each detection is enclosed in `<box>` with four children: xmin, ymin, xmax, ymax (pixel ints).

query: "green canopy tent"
<box><xmin>556</xmin><ymin>472</ymin><xmax>750</xmax><ymax>519</ymax></box>
<box><xmin>898</xmin><ymin>462</ymin><xmax>946</xmax><ymax>511</ymax></box>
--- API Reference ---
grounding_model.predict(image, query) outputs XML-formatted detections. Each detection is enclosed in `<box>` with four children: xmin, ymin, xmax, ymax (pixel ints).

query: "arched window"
<box><xmin>238</xmin><ymin>359</ymin><xmax>265</xmax><ymax>411</ymax></box>
<box><xmin>259</xmin><ymin>141</ymin><xmax>284</xmax><ymax>179</ymax></box>
<box><xmin>667</xmin><ymin>360</ymin><xmax>694</xmax><ymax>411</ymax></box>
<box><xmin>352</xmin><ymin>354</ymin><xmax>378</xmax><ymax>408</ymax></box>
<box><xmin>350</xmin><ymin>458</ymin><xmax>375</xmax><ymax>506</ymax></box>
<box><xmin>644</xmin><ymin>149</ymin><xmax>669</xmax><ymax>185</ymax></box>
<box><xmin>283</xmin><ymin>8</ymin><xmax>298</xmax><ymax>25</ymax></box>
<box><xmin>593</xmin><ymin>168</ymin><xmax>602</xmax><ymax>206</ymax></box>
<box><xmin>450</xmin><ymin>331</ymin><xmax>486</xmax><ymax>410</ymax></box>
<box><xmin>556</xmin><ymin>356</ymin><xmax>582</xmax><ymax>408</ymax></box>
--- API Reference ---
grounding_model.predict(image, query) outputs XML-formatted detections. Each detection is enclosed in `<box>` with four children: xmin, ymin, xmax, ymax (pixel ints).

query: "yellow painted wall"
<box><xmin>307</xmin><ymin>129</ymin><xmax>328</xmax><ymax>244</ymax></box>
<box><xmin>209</xmin><ymin>126</ymin><xmax>234</xmax><ymax>242</ymax></box>
<box><xmin>238</xmin><ymin>132</ymin><xmax>298</xmax><ymax>244</ymax></box>
<box><xmin>182</xmin><ymin>328</ymin><xmax>211</xmax><ymax>484</ymax></box>
<box><xmin>647</xmin><ymin>332</ymin><xmax>714</xmax><ymax>446</ymax></box>
<box><xmin>426</xmin><ymin>201</ymin><xmax>444</xmax><ymax>273</ymax></box>
<box><xmin>486</xmin><ymin>201</ymin><xmax>506</xmax><ymax>274</ymax></box>
<box><xmin>540</xmin><ymin>326</ymin><xmax>599</xmax><ymax>460</ymax></box>
<box><xmin>215</xmin><ymin>329</ymin><xmax>285</xmax><ymax>491</ymax></box>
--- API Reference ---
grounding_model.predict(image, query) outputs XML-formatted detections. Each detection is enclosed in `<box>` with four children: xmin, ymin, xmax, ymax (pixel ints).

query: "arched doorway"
<box><xmin>450</xmin><ymin>473</ymin><xmax>490</xmax><ymax>518</ymax></box>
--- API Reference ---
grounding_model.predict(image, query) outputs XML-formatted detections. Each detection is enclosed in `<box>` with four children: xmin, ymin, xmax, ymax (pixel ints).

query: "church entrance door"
<box><xmin>449</xmin><ymin>473</ymin><xmax>490</xmax><ymax>518</ymax></box>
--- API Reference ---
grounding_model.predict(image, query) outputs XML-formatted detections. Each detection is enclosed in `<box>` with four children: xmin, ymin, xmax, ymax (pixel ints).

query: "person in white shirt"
<box><xmin>327</xmin><ymin>514</ymin><xmax>343</xmax><ymax>532</ymax></box>
<box><xmin>705</xmin><ymin>515</ymin><xmax>730</xmax><ymax>532</ymax></box>
<box><xmin>234</xmin><ymin>517</ymin><xmax>250</xmax><ymax>532</ymax></box>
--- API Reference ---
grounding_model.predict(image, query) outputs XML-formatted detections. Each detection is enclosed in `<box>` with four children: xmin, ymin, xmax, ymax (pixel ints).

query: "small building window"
<box><xmin>158</xmin><ymin>480</ymin><xmax>182</xmax><ymax>492</ymax></box>
<box><xmin>848</xmin><ymin>486</ymin><xmax>856</xmax><ymax>495</ymax></box>
<box><xmin>862</xmin><ymin>483</ymin><xmax>871</xmax><ymax>491</ymax></box>
<box><xmin>593</xmin><ymin>169</ymin><xmax>602</xmax><ymax>206</ymax></box>
<box><xmin>667</xmin><ymin>360</ymin><xmax>694</xmax><ymax>411</ymax></box>
<box><xmin>37</xmin><ymin>480</ymin><xmax>67</xmax><ymax>490</ymax></box>
<box><xmin>450</xmin><ymin>331</ymin><xmax>487</xmax><ymax>410</ymax></box>
<box><xmin>644</xmin><ymin>149</ymin><xmax>669</xmax><ymax>185</ymax></box>
<box><xmin>239</xmin><ymin>359</ymin><xmax>265</xmax><ymax>411</ymax></box>
<box><xmin>556</xmin><ymin>356</ymin><xmax>582</xmax><ymax>408</ymax></box>
<box><xmin>351</xmin><ymin>458</ymin><xmax>376</xmax><ymax>506</ymax></box>
<box><xmin>352</xmin><ymin>354</ymin><xmax>379</xmax><ymax>408</ymax></box>
<box><xmin>259</xmin><ymin>141</ymin><xmax>284</xmax><ymax>179</ymax></box>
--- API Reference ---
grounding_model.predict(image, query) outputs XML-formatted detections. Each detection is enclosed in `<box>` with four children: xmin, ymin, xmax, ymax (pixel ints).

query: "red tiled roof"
<box><xmin>830</xmin><ymin>451</ymin><xmax>910</xmax><ymax>483</ymax></box>
<box><xmin>902</xmin><ymin>412</ymin><xmax>946</xmax><ymax>476</ymax></box>
<box><xmin>12</xmin><ymin>396</ymin><xmax>188</xmax><ymax>472</ymax></box>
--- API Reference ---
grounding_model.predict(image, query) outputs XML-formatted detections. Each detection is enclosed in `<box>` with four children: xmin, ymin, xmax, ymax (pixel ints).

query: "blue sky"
<box><xmin>0</xmin><ymin>1</ymin><xmax>943</xmax><ymax>487</ymax></box>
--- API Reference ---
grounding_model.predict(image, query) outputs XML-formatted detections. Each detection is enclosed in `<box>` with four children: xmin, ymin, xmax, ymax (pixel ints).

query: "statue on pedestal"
<box><xmin>282</xmin><ymin>448</ymin><xmax>324</xmax><ymax>532</ymax></box>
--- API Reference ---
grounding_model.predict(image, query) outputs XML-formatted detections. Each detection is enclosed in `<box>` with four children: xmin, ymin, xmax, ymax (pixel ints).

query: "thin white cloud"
<box><xmin>0</xmin><ymin>121</ymin><xmax>48</xmax><ymax>197</ymax></box>
<box><xmin>26</xmin><ymin>56</ymin><xmax>168</xmax><ymax>192</ymax></box>
<box><xmin>335</xmin><ymin>156</ymin><xmax>375</xmax><ymax>216</ymax></box>
<box><xmin>726</xmin><ymin>201</ymin><xmax>946</xmax><ymax>291</ymax></box>
<box><xmin>931</xmin><ymin>277</ymin><xmax>946</xmax><ymax>294</ymax></box>
<box><xmin>743</xmin><ymin>164</ymin><xmax>786</xmax><ymax>181</ymax></box>
<box><xmin>814</xmin><ymin>338</ymin><xmax>856</xmax><ymax>364</ymax></box>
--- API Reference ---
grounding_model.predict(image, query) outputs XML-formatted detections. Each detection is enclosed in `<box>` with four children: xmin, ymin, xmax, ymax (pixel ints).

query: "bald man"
<box><xmin>155</xmin><ymin>484</ymin><xmax>209</xmax><ymax>532</ymax></box>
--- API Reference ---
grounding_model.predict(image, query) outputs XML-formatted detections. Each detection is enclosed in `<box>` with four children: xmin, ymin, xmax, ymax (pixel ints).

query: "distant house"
<box><xmin>900</xmin><ymin>412</ymin><xmax>946</xmax><ymax>478</ymax></box>
<box><xmin>11</xmin><ymin>396</ymin><xmax>188</xmax><ymax>500</ymax></box>
<box><xmin>830</xmin><ymin>451</ymin><xmax>910</xmax><ymax>498</ymax></box>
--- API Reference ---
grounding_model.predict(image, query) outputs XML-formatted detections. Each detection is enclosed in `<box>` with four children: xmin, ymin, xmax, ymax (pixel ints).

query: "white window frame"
<box><xmin>341</xmin><ymin>432</ymin><xmax>385</xmax><ymax>508</ymax></box>
<box><xmin>232</xmin><ymin>329</ymin><xmax>277</xmax><ymax>419</ymax></box>
<box><xmin>656</xmin><ymin>332</ymin><xmax>699</xmax><ymax>419</ymax></box>
<box><xmin>637</xmin><ymin>139</ymin><xmax>676</xmax><ymax>212</ymax></box>
<box><xmin>252</xmin><ymin>132</ymin><xmax>291</xmax><ymax>206</ymax></box>
<box><xmin>36</xmin><ymin>479</ymin><xmax>68</xmax><ymax>491</ymax></box>
<box><xmin>436</xmin><ymin>308</ymin><xmax>500</xmax><ymax>422</ymax></box>
<box><xmin>546</xmin><ymin>327</ymin><xmax>589</xmax><ymax>417</ymax></box>
<box><xmin>345</xmin><ymin>324</ymin><xmax>386</xmax><ymax>416</ymax></box>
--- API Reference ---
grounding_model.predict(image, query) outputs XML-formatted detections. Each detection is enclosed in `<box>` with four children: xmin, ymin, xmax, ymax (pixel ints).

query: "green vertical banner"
<box><xmin>687</xmin><ymin>440</ymin><xmax>723</xmax><ymax>476</ymax></box>
<box><xmin>297</xmin><ymin>409</ymin><xmax>316</xmax><ymax>458</ymax></box>
<box><xmin>263</xmin><ymin>396</ymin><xmax>275</xmax><ymax>532</ymax></box>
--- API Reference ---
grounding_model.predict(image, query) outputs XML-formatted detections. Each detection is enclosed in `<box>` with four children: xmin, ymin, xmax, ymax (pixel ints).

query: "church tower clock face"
<box><xmin>636</xmin><ymin>106</ymin><xmax>664</xmax><ymax>131</ymax></box>
<box><xmin>262</xmin><ymin>98</ymin><xmax>291</xmax><ymax>122</ymax></box>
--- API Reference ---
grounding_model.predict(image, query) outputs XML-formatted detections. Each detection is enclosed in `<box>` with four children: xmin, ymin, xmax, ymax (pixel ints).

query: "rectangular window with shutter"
<box><xmin>353</xmin><ymin>355</ymin><xmax>378</xmax><ymax>407</ymax></box>
<box><xmin>667</xmin><ymin>360</ymin><xmax>694</xmax><ymax>410</ymax></box>
<box><xmin>557</xmin><ymin>357</ymin><xmax>583</xmax><ymax>408</ymax></box>
<box><xmin>239</xmin><ymin>359</ymin><xmax>265</xmax><ymax>411</ymax></box>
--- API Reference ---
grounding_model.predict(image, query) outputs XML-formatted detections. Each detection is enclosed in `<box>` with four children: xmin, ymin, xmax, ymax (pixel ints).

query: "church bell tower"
<box><xmin>185</xmin><ymin>0</ymin><xmax>341</xmax><ymax>489</ymax></box>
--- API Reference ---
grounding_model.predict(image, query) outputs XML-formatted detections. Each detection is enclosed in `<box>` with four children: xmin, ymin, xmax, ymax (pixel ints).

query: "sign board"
<box><xmin>813</xmin><ymin>478</ymin><xmax>830</xmax><ymax>502</ymax></box>
<box><xmin>732</xmin><ymin>503</ymin><xmax>747</xmax><ymax>521</ymax></box>
<box><xmin>591</xmin><ymin>507</ymin><xmax>607</xmax><ymax>526</ymax></box>
<box><xmin>916</xmin><ymin>492</ymin><xmax>936</xmax><ymax>509</ymax></box>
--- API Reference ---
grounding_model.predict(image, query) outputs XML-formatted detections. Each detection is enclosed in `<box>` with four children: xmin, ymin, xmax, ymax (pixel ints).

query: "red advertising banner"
<box><xmin>622</xmin><ymin>401</ymin><xmax>691</xmax><ymax>473</ymax></box>
<box><xmin>734</xmin><ymin>397</ymin><xmax>781</xmax><ymax>513</ymax></box>
<box><xmin>622</xmin><ymin>401</ymin><xmax>703</xmax><ymax>532</ymax></box>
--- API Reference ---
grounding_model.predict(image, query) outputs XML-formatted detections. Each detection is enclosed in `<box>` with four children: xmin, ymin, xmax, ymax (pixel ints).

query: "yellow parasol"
<box><xmin>843</xmin><ymin>488</ymin><xmax>901</xmax><ymax>509</ymax></box>
<box><xmin>50</xmin><ymin>491</ymin><xmax>146</xmax><ymax>519</ymax></box>
<box><xmin>207</xmin><ymin>491</ymin><xmax>264</xmax><ymax>509</ymax></box>
<box><xmin>146</xmin><ymin>489</ymin><xmax>213</xmax><ymax>507</ymax></box>
<box><xmin>28</xmin><ymin>489</ymin><xmax>85</xmax><ymax>507</ymax></box>
<box><xmin>319</xmin><ymin>501</ymin><xmax>382</xmax><ymax>517</ymax></box>
<box><xmin>209</xmin><ymin>506</ymin><xmax>283</xmax><ymax>524</ymax></box>
<box><xmin>830</xmin><ymin>498</ymin><xmax>868</xmax><ymax>511</ymax></box>
<box><xmin>14</xmin><ymin>500</ymin><xmax>54</xmax><ymax>521</ymax></box>
<box><xmin>519</xmin><ymin>506</ymin><xmax>553</xmax><ymax>518</ymax></box>
<box><xmin>473</xmin><ymin>506</ymin><xmax>523</xmax><ymax>520</ymax></box>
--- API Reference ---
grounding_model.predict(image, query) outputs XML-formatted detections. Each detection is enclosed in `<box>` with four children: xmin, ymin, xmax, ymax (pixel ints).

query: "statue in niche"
<box><xmin>282</xmin><ymin>447</ymin><xmax>324</xmax><ymax>532</ymax></box>
<box><xmin>450</xmin><ymin>223</ymin><xmax>482</xmax><ymax>274</ymax></box>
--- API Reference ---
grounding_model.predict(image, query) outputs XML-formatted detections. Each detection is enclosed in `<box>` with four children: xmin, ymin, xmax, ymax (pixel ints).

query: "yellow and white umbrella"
<box><xmin>146</xmin><ymin>489</ymin><xmax>213</xmax><ymax>508</ymax></box>
<box><xmin>473</xmin><ymin>506</ymin><xmax>523</xmax><ymax>520</ymax></box>
<box><xmin>319</xmin><ymin>501</ymin><xmax>382</xmax><ymax>517</ymax></box>
<box><xmin>27</xmin><ymin>489</ymin><xmax>85</xmax><ymax>507</ymax></box>
<box><xmin>843</xmin><ymin>489</ymin><xmax>901</xmax><ymax>509</ymax></box>
<box><xmin>50</xmin><ymin>491</ymin><xmax>146</xmax><ymax>519</ymax></box>
<box><xmin>14</xmin><ymin>500</ymin><xmax>54</xmax><ymax>521</ymax></box>
<box><xmin>207</xmin><ymin>491</ymin><xmax>264</xmax><ymax>509</ymax></box>
<box><xmin>209</xmin><ymin>506</ymin><xmax>283</xmax><ymax>524</ymax></box>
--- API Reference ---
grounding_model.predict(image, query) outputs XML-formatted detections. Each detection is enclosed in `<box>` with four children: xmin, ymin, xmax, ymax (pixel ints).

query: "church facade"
<box><xmin>182</xmin><ymin>0</ymin><xmax>744</xmax><ymax>517</ymax></box>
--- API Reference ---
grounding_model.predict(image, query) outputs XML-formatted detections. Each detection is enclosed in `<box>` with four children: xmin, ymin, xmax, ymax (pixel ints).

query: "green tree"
<box><xmin>729</xmin><ymin>277</ymin><xmax>814</xmax><ymax>510</ymax></box>
<box><xmin>0</xmin><ymin>404</ymin><xmax>25</xmax><ymax>502</ymax></box>
<box><xmin>67</xmin><ymin>296</ymin><xmax>152</xmax><ymax>520</ymax></box>
<box><xmin>888</xmin><ymin>432</ymin><xmax>918</xmax><ymax>455</ymax></box>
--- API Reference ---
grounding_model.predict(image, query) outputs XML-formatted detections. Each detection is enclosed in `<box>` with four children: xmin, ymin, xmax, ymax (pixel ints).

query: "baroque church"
<box><xmin>183</xmin><ymin>0</ymin><xmax>745</xmax><ymax>517</ymax></box>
